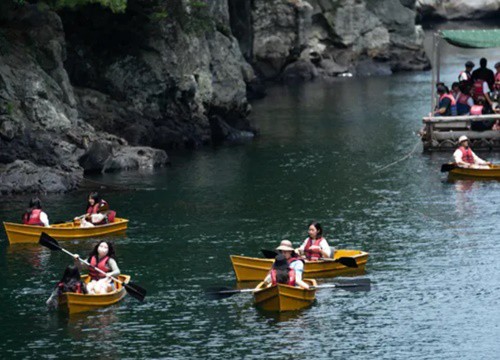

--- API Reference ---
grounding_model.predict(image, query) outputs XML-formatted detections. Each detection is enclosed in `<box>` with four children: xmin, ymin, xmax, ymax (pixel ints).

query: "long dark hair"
<box><xmin>88</xmin><ymin>241</ymin><xmax>116</xmax><ymax>260</ymax></box>
<box><xmin>59</xmin><ymin>265</ymin><xmax>81</xmax><ymax>284</ymax></box>
<box><xmin>309</xmin><ymin>221</ymin><xmax>323</xmax><ymax>238</ymax></box>
<box><xmin>274</xmin><ymin>269</ymin><xmax>290</xmax><ymax>284</ymax></box>
<box><xmin>86</xmin><ymin>192</ymin><xmax>100</xmax><ymax>210</ymax></box>
<box><xmin>23</xmin><ymin>197</ymin><xmax>42</xmax><ymax>222</ymax></box>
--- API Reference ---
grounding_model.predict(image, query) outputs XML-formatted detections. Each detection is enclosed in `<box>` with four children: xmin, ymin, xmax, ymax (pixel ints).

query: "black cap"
<box><xmin>465</xmin><ymin>61</ymin><xmax>474</xmax><ymax>68</ymax></box>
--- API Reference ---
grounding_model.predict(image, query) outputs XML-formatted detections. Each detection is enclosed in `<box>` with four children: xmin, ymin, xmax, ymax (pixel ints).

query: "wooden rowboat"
<box><xmin>3</xmin><ymin>218</ymin><xmax>128</xmax><ymax>244</ymax></box>
<box><xmin>58</xmin><ymin>274</ymin><xmax>130</xmax><ymax>314</ymax></box>
<box><xmin>253</xmin><ymin>279</ymin><xmax>317</xmax><ymax>312</ymax></box>
<box><xmin>442</xmin><ymin>163</ymin><xmax>500</xmax><ymax>179</ymax></box>
<box><xmin>230</xmin><ymin>249</ymin><xmax>369</xmax><ymax>282</ymax></box>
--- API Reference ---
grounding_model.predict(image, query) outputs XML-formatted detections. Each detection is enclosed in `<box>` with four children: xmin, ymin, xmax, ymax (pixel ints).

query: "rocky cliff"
<box><xmin>417</xmin><ymin>0</ymin><xmax>500</xmax><ymax>20</ymax></box>
<box><xmin>0</xmin><ymin>0</ymin><xmax>429</xmax><ymax>194</ymax></box>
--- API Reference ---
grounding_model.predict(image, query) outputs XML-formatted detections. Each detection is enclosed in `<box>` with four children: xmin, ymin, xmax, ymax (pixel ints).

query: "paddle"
<box><xmin>39</xmin><ymin>232</ymin><xmax>146</xmax><ymax>302</ymax></box>
<box><xmin>441</xmin><ymin>163</ymin><xmax>457</xmax><ymax>172</ymax></box>
<box><xmin>260</xmin><ymin>249</ymin><xmax>358</xmax><ymax>268</ymax></box>
<box><xmin>205</xmin><ymin>278</ymin><xmax>371</xmax><ymax>300</ymax></box>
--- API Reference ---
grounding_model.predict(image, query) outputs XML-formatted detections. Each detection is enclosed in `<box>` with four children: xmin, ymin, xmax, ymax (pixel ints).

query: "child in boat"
<box><xmin>46</xmin><ymin>265</ymin><xmax>87</xmax><ymax>309</ymax></box>
<box><xmin>296</xmin><ymin>221</ymin><xmax>332</xmax><ymax>260</ymax></box>
<box><xmin>22</xmin><ymin>197</ymin><xmax>49</xmax><ymax>227</ymax></box>
<box><xmin>257</xmin><ymin>254</ymin><xmax>310</xmax><ymax>290</ymax></box>
<box><xmin>74</xmin><ymin>241</ymin><xmax>120</xmax><ymax>294</ymax></box>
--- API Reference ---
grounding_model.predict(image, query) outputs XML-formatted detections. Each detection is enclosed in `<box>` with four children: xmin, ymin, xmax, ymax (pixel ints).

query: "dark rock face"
<box><xmin>416</xmin><ymin>0</ymin><xmax>500</xmax><ymax>21</ymax></box>
<box><xmin>0</xmin><ymin>3</ymin><xmax>168</xmax><ymax>194</ymax></box>
<box><xmin>229</xmin><ymin>0</ymin><xmax>430</xmax><ymax>82</ymax></box>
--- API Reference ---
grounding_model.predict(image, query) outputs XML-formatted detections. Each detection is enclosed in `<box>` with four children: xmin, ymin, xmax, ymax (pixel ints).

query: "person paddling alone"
<box><xmin>74</xmin><ymin>241</ymin><xmax>120</xmax><ymax>294</ymax></box>
<box><xmin>453</xmin><ymin>135</ymin><xmax>490</xmax><ymax>169</ymax></box>
<box><xmin>78</xmin><ymin>192</ymin><xmax>116</xmax><ymax>227</ymax></box>
<box><xmin>22</xmin><ymin>197</ymin><xmax>49</xmax><ymax>227</ymax></box>
<box><xmin>296</xmin><ymin>221</ymin><xmax>332</xmax><ymax>260</ymax></box>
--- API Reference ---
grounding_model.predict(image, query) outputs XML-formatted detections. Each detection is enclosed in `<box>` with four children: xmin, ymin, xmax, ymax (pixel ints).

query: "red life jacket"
<box><xmin>304</xmin><ymin>238</ymin><xmax>323</xmax><ymax>261</ymax></box>
<box><xmin>22</xmin><ymin>209</ymin><xmax>44</xmax><ymax>226</ymax></box>
<box><xmin>88</xmin><ymin>255</ymin><xmax>110</xmax><ymax>280</ymax></box>
<box><xmin>459</xmin><ymin>146</ymin><xmax>474</xmax><ymax>164</ymax></box>
<box><xmin>86</xmin><ymin>200</ymin><xmax>109</xmax><ymax>214</ymax></box>
<box><xmin>495</xmin><ymin>72</ymin><xmax>500</xmax><ymax>90</ymax></box>
<box><xmin>86</xmin><ymin>200</ymin><xmax>111</xmax><ymax>225</ymax></box>
<box><xmin>288</xmin><ymin>257</ymin><xmax>304</xmax><ymax>265</ymax></box>
<box><xmin>472</xmin><ymin>79</ymin><xmax>486</xmax><ymax>101</ymax></box>
<box><xmin>439</xmin><ymin>93</ymin><xmax>457</xmax><ymax>116</ymax></box>
<box><xmin>270</xmin><ymin>268</ymin><xmax>296</xmax><ymax>286</ymax></box>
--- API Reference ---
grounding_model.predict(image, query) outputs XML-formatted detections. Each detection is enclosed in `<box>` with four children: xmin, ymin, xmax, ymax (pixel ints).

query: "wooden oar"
<box><xmin>441</xmin><ymin>162</ymin><xmax>457</xmax><ymax>172</ymax></box>
<box><xmin>205</xmin><ymin>278</ymin><xmax>371</xmax><ymax>300</ymax></box>
<box><xmin>39</xmin><ymin>232</ymin><xmax>146</xmax><ymax>302</ymax></box>
<box><xmin>260</xmin><ymin>249</ymin><xmax>358</xmax><ymax>268</ymax></box>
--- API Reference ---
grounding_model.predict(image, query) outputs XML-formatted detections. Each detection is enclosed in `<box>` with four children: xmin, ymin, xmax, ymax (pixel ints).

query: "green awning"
<box><xmin>440</xmin><ymin>29</ymin><xmax>500</xmax><ymax>49</ymax></box>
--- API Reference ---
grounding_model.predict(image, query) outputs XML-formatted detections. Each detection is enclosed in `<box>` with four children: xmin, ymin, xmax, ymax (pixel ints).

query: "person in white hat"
<box><xmin>453</xmin><ymin>135</ymin><xmax>490</xmax><ymax>168</ymax></box>
<box><xmin>258</xmin><ymin>240</ymin><xmax>310</xmax><ymax>290</ymax></box>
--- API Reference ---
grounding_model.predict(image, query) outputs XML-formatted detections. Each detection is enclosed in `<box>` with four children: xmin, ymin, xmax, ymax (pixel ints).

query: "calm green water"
<box><xmin>2</xmin><ymin>43</ymin><xmax>500</xmax><ymax>359</ymax></box>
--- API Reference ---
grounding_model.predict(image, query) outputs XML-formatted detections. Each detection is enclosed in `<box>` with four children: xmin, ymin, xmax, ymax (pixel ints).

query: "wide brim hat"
<box><xmin>272</xmin><ymin>254</ymin><xmax>289</xmax><ymax>270</ymax></box>
<box><xmin>458</xmin><ymin>135</ymin><xmax>468</xmax><ymax>143</ymax></box>
<box><xmin>276</xmin><ymin>239</ymin><xmax>295</xmax><ymax>252</ymax></box>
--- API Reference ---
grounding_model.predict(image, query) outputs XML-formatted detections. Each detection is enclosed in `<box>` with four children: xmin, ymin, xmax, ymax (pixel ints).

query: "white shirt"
<box><xmin>39</xmin><ymin>211</ymin><xmax>49</xmax><ymax>227</ymax></box>
<box><xmin>453</xmin><ymin>147</ymin><xmax>487</xmax><ymax>166</ymax></box>
<box><xmin>299</xmin><ymin>238</ymin><xmax>332</xmax><ymax>258</ymax></box>
<box><xmin>289</xmin><ymin>259</ymin><xmax>304</xmax><ymax>281</ymax></box>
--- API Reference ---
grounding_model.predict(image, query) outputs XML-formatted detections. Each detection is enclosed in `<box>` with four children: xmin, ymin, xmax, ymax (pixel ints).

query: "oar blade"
<box><xmin>39</xmin><ymin>232</ymin><xmax>62</xmax><ymax>251</ymax></box>
<box><xmin>261</xmin><ymin>249</ymin><xmax>278</xmax><ymax>259</ymax></box>
<box><xmin>336</xmin><ymin>257</ymin><xmax>358</xmax><ymax>268</ymax></box>
<box><xmin>205</xmin><ymin>287</ymin><xmax>240</xmax><ymax>300</ymax></box>
<box><xmin>124</xmin><ymin>282</ymin><xmax>147</xmax><ymax>302</ymax></box>
<box><xmin>441</xmin><ymin>163</ymin><xmax>457</xmax><ymax>172</ymax></box>
<box><xmin>334</xmin><ymin>278</ymin><xmax>371</xmax><ymax>291</ymax></box>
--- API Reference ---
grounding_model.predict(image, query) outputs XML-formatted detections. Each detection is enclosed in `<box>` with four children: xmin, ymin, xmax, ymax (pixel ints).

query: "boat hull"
<box><xmin>253</xmin><ymin>279</ymin><xmax>317</xmax><ymax>312</ymax></box>
<box><xmin>3</xmin><ymin>218</ymin><xmax>129</xmax><ymax>244</ymax></box>
<box><xmin>449</xmin><ymin>165</ymin><xmax>500</xmax><ymax>179</ymax></box>
<box><xmin>59</xmin><ymin>275</ymin><xmax>130</xmax><ymax>314</ymax></box>
<box><xmin>230</xmin><ymin>250</ymin><xmax>368</xmax><ymax>282</ymax></box>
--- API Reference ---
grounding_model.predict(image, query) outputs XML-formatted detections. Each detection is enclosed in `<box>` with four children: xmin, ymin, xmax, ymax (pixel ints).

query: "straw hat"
<box><xmin>272</xmin><ymin>254</ymin><xmax>289</xmax><ymax>270</ymax></box>
<box><xmin>276</xmin><ymin>239</ymin><xmax>294</xmax><ymax>252</ymax></box>
<box><xmin>458</xmin><ymin>135</ymin><xmax>468</xmax><ymax>143</ymax></box>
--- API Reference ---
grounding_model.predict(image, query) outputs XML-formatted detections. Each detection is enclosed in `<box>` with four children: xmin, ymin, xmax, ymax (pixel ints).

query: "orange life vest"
<box><xmin>22</xmin><ymin>209</ymin><xmax>43</xmax><ymax>226</ymax></box>
<box><xmin>88</xmin><ymin>255</ymin><xmax>110</xmax><ymax>280</ymax></box>
<box><xmin>459</xmin><ymin>146</ymin><xmax>474</xmax><ymax>164</ymax></box>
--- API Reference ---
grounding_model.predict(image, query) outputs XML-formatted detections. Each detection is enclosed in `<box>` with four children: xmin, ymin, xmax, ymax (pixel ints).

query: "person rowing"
<box><xmin>46</xmin><ymin>265</ymin><xmax>87</xmax><ymax>309</ymax></box>
<box><xmin>257</xmin><ymin>253</ymin><xmax>310</xmax><ymax>290</ymax></box>
<box><xmin>78</xmin><ymin>192</ymin><xmax>116</xmax><ymax>227</ymax></box>
<box><xmin>73</xmin><ymin>241</ymin><xmax>120</xmax><ymax>294</ymax></box>
<box><xmin>453</xmin><ymin>135</ymin><xmax>491</xmax><ymax>169</ymax></box>
<box><xmin>296</xmin><ymin>221</ymin><xmax>332</xmax><ymax>260</ymax></box>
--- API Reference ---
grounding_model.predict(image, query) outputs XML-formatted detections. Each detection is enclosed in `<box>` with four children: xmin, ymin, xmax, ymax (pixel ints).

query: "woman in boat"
<box><xmin>296</xmin><ymin>221</ymin><xmax>332</xmax><ymax>260</ymax></box>
<box><xmin>275</xmin><ymin>240</ymin><xmax>309</xmax><ymax>289</ymax></box>
<box><xmin>79</xmin><ymin>192</ymin><xmax>116</xmax><ymax>227</ymax></box>
<box><xmin>258</xmin><ymin>254</ymin><xmax>310</xmax><ymax>290</ymax></box>
<box><xmin>22</xmin><ymin>197</ymin><xmax>49</xmax><ymax>227</ymax></box>
<box><xmin>74</xmin><ymin>241</ymin><xmax>120</xmax><ymax>294</ymax></box>
<box><xmin>46</xmin><ymin>265</ymin><xmax>87</xmax><ymax>309</ymax></box>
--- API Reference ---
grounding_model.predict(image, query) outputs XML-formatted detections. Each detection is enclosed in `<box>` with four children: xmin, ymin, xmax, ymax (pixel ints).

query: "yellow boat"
<box><xmin>58</xmin><ymin>274</ymin><xmax>130</xmax><ymax>314</ymax></box>
<box><xmin>3</xmin><ymin>218</ymin><xmax>128</xmax><ymax>244</ymax></box>
<box><xmin>448</xmin><ymin>165</ymin><xmax>500</xmax><ymax>179</ymax></box>
<box><xmin>253</xmin><ymin>279</ymin><xmax>317</xmax><ymax>312</ymax></box>
<box><xmin>230</xmin><ymin>249</ymin><xmax>369</xmax><ymax>282</ymax></box>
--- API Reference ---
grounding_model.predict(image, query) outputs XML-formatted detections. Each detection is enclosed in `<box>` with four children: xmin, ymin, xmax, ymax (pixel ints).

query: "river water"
<box><xmin>1</xmin><ymin>31</ymin><xmax>500</xmax><ymax>359</ymax></box>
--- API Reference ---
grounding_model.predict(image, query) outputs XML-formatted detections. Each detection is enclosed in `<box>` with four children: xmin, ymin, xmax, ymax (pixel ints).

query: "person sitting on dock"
<box><xmin>296</xmin><ymin>221</ymin><xmax>332</xmax><ymax>260</ymax></box>
<box><xmin>22</xmin><ymin>197</ymin><xmax>49</xmax><ymax>227</ymax></box>
<box><xmin>74</xmin><ymin>241</ymin><xmax>120</xmax><ymax>294</ymax></box>
<box><xmin>434</xmin><ymin>85</ymin><xmax>457</xmax><ymax>116</ymax></box>
<box><xmin>458</xmin><ymin>61</ymin><xmax>474</xmax><ymax>89</ymax></box>
<box><xmin>258</xmin><ymin>254</ymin><xmax>310</xmax><ymax>290</ymax></box>
<box><xmin>456</xmin><ymin>85</ymin><xmax>474</xmax><ymax>115</ymax></box>
<box><xmin>275</xmin><ymin>240</ymin><xmax>308</xmax><ymax>289</ymax></box>
<box><xmin>453</xmin><ymin>135</ymin><xmax>491</xmax><ymax>169</ymax></box>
